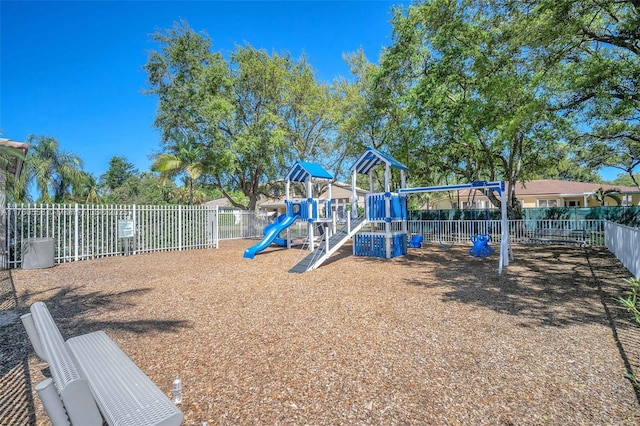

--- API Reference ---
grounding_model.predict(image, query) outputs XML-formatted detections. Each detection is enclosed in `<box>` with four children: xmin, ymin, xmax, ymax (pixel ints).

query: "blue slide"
<box><xmin>243</xmin><ymin>214</ymin><xmax>299</xmax><ymax>259</ymax></box>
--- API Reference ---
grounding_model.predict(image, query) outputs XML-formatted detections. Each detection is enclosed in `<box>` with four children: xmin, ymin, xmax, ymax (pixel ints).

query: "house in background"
<box><xmin>257</xmin><ymin>181</ymin><xmax>367</xmax><ymax>218</ymax></box>
<box><xmin>427</xmin><ymin>179</ymin><xmax>640</xmax><ymax>210</ymax></box>
<box><xmin>203</xmin><ymin>197</ymin><xmax>234</xmax><ymax>209</ymax></box>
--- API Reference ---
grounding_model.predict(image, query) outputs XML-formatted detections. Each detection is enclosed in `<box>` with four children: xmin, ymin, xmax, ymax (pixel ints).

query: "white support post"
<box><xmin>351</xmin><ymin>171</ymin><xmax>358</xmax><ymax>218</ymax></box>
<box><xmin>286</xmin><ymin>180</ymin><xmax>290</xmax><ymax>202</ymax></box>
<box><xmin>364</xmin><ymin>194</ymin><xmax>370</xmax><ymax>221</ymax></box>
<box><xmin>499</xmin><ymin>186</ymin><xmax>509</xmax><ymax>273</ymax></box>
<box><xmin>327</xmin><ymin>182</ymin><xmax>332</xmax><ymax>219</ymax></box>
<box><xmin>308</xmin><ymin>222</ymin><xmax>314</xmax><ymax>252</ymax></box>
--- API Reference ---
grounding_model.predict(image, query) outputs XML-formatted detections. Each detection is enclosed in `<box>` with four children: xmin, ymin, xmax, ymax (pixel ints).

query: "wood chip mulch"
<box><xmin>2</xmin><ymin>240</ymin><xmax>640</xmax><ymax>425</ymax></box>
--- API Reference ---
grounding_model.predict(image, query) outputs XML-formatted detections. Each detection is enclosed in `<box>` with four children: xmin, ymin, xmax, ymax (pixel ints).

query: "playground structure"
<box><xmin>349</xmin><ymin>147</ymin><xmax>409</xmax><ymax>259</ymax></box>
<box><xmin>245</xmin><ymin>147</ymin><xmax>511</xmax><ymax>274</ymax></box>
<box><xmin>243</xmin><ymin>161</ymin><xmax>335</xmax><ymax>259</ymax></box>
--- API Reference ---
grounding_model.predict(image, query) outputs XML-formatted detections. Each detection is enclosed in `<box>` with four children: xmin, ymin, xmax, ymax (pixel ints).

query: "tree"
<box><xmin>105</xmin><ymin>172</ymin><xmax>177</xmax><ymax>205</ymax></box>
<box><xmin>378</xmin><ymin>1</ymin><xmax>569</xmax><ymax>218</ymax></box>
<box><xmin>337</xmin><ymin>49</ymin><xmax>425</xmax><ymax>190</ymax></box>
<box><xmin>100</xmin><ymin>157</ymin><xmax>138</xmax><ymax>194</ymax></box>
<box><xmin>500</xmin><ymin>0</ymin><xmax>640</xmax><ymax>189</ymax></box>
<box><xmin>17</xmin><ymin>135</ymin><xmax>85</xmax><ymax>203</ymax></box>
<box><xmin>151</xmin><ymin>131</ymin><xmax>207</xmax><ymax>205</ymax></box>
<box><xmin>145</xmin><ymin>21</ymin><xmax>343</xmax><ymax>210</ymax></box>
<box><xmin>590</xmin><ymin>187</ymin><xmax>623</xmax><ymax>206</ymax></box>
<box><xmin>73</xmin><ymin>172</ymin><xmax>101</xmax><ymax>204</ymax></box>
<box><xmin>613</xmin><ymin>172</ymin><xmax>640</xmax><ymax>187</ymax></box>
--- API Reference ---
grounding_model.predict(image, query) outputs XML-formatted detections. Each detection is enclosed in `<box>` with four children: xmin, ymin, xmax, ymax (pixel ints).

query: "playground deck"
<box><xmin>4</xmin><ymin>240</ymin><xmax>640</xmax><ymax>425</ymax></box>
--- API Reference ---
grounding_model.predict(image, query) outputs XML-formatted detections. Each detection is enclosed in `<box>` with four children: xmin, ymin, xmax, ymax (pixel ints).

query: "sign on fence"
<box><xmin>117</xmin><ymin>220</ymin><xmax>135</xmax><ymax>238</ymax></box>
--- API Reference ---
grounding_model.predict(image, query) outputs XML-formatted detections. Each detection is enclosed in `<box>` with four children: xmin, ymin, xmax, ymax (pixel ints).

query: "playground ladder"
<box><xmin>289</xmin><ymin>216</ymin><xmax>367</xmax><ymax>273</ymax></box>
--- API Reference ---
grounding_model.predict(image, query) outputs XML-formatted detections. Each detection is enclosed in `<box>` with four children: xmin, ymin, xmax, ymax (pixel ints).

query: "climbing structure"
<box><xmin>350</xmin><ymin>147</ymin><xmax>409</xmax><ymax>259</ymax></box>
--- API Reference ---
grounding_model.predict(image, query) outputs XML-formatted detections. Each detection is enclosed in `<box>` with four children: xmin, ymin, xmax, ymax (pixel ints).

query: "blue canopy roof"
<box><xmin>286</xmin><ymin>161</ymin><xmax>333</xmax><ymax>182</ymax></box>
<box><xmin>350</xmin><ymin>147</ymin><xmax>408</xmax><ymax>175</ymax></box>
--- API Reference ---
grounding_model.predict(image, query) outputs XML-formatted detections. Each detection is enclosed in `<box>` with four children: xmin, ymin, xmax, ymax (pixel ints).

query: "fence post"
<box><xmin>74</xmin><ymin>203</ymin><xmax>79</xmax><ymax>262</ymax></box>
<box><xmin>133</xmin><ymin>204</ymin><xmax>137</xmax><ymax>255</ymax></box>
<box><xmin>178</xmin><ymin>205</ymin><xmax>183</xmax><ymax>251</ymax></box>
<box><xmin>215</xmin><ymin>206</ymin><xmax>219</xmax><ymax>248</ymax></box>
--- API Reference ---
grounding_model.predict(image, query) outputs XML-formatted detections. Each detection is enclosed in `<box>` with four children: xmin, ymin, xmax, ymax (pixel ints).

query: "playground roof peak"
<box><xmin>350</xmin><ymin>147</ymin><xmax>408</xmax><ymax>175</ymax></box>
<box><xmin>286</xmin><ymin>161</ymin><xmax>333</xmax><ymax>182</ymax></box>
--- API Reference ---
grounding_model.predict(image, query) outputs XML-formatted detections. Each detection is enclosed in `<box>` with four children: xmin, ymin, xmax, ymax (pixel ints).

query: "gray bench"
<box><xmin>530</xmin><ymin>229</ymin><xmax>588</xmax><ymax>246</ymax></box>
<box><xmin>21</xmin><ymin>302</ymin><xmax>183</xmax><ymax>426</ymax></box>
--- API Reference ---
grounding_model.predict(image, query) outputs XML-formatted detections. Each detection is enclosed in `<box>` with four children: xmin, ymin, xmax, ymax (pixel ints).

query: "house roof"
<box><xmin>318</xmin><ymin>182</ymin><xmax>368</xmax><ymax>200</ymax></box>
<box><xmin>202</xmin><ymin>197</ymin><xmax>232</xmax><ymax>208</ymax></box>
<box><xmin>350</xmin><ymin>147</ymin><xmax>408</xmax><ymax>175</ymax></box>
<box><xmin>511</xmin><ymin>180</ymin><xmax>638</xmax><ymax>196</ymax></box>
<box><xmin>0</xmin><ymin>138</ymin><xmax>29</xmax><ymax>179</ymax></box>
<box><xmin>286</xmin><ymin>161</ymin><xmax>333</xmax><ymax>182</ymax></box>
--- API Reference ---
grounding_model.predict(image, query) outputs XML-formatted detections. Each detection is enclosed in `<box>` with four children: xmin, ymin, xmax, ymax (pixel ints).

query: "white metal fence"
<box><xmin>3</xmin><ymin>203</ymin><xmax>609</xmax><ymax>269</ymax></box>
<box><xmin>4</xmin><ymin>204</ymin><xmax>268</xmax><ymax>269</ymax></box>
<box><xmin>605</xmin><ymin>221</ymin><xmax>640</xmax><ymax>278</ymax></box>
<box><xmin>406</xmin><ymin>219</ymin><xmax>605</xmax><ymax>245</ymax></box>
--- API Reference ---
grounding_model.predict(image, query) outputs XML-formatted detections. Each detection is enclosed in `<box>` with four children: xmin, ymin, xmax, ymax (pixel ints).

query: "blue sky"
<box><xmin>1</xmin><ymin>0</ymin><xmax>404</xmax><ymax>179</ymax></box>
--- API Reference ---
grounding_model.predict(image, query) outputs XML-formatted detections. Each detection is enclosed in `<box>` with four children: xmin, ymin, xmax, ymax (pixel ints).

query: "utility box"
<box><xmin>22</xmin><ymin>237</ymin><xmax>55</xmax><ymax>270</ymax></box>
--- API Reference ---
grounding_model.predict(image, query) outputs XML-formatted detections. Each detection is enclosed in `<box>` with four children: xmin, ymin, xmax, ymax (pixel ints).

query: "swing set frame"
<box><xmin>398</xmin><ymin>181</ymin><xmax>511</xmax><ymax>274</ymax></box>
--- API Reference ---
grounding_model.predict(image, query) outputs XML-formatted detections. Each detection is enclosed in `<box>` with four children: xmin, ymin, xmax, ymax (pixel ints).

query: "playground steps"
<box><xmin>289</xmin><ymin>216</ymin><xmax>367</xmax><ymax>274</ymax></box>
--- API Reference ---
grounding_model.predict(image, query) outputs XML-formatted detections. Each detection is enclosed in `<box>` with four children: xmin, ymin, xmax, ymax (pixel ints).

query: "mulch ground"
<box><xmin>2</xmin><ymin>240</ymin><xmax>640</xmax><ymax>425</ymax></box>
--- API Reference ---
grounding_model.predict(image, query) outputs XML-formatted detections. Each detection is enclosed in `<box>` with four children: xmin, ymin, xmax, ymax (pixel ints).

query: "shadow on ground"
<box><xmin>1</xmin><ymin>268</ymin><xmax>192</xmax><ymax>426</ymax></box>
<box><xmin>396</xmin><ymin>243</ymin><xmax>640</xmax><ymax>403</ymax></box>
<box><xmin>0</xmin><ymin>270</ymin><xmax>36</xmax><ymax>425</ymax></box>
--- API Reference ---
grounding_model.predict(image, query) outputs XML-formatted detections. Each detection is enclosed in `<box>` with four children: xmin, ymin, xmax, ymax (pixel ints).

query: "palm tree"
<box><xmin>151</xmin><ymin>132</ymin><xmax>207</xmax><ymax>205</ymax></box>
<box><xmin>73</xmin><ymin>172</ymin><xmax>101</xmax><ymax>204</ymax></box>
<box><xmin>590</xmin><ymin>187</ymin><xmax>623</xmax><ymax>206</ymax></box>
<box><xmin>18</xmin><ymin>135</ymin><xmax>85</xmax><ymax>203</ymax></box>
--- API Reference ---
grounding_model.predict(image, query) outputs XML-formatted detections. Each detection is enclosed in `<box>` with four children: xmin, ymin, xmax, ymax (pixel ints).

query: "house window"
<box><xmin>622</xmin><ymin>195</ymin><xmax>632</xmax><ymax>206</ymax></box>
<box><xmin>565</xmin><ymin>200</ymin><xmax>581</xmax><ymax>207</ymax></box>
<box><xmin>537</xmin><ymin>199</ymin><xmax>558</xmax><ymax>208</ymax></box>
<box><xmin>462</xmin><ymin>200</ymin><xmax>486</xmax><ymax>209</ymax></box>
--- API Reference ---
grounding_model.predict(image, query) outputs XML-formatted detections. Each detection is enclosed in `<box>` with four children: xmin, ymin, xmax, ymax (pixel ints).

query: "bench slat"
<box><xmin>67</xmin><ymin>331</ymin><xmax>183</xmax><ymax>426</ymax></box>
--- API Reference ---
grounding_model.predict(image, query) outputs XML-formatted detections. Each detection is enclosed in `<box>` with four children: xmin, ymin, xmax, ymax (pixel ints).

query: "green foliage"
<box><xmin>100</xmin><ymin>157</ymin><xmax>138</xmax><ymax>193</ymax></box>
<box><xmin>376</xmin><ymin>1</ymin><xmax>571</xmax><ymax>218</ymax></box>
<box><xmin>618</xmin><ymin>277</ymin><xmax>640</xmax><ymax>325</ymax></box>
<box><xmin>145</xmin><ymin>21</ymin><xmax>344</xmax><ymax>210</ymax></box>
<box><xmin>103</xmin><ymin>172</ymin><xmax>177</xmax><ymax>205</ymax></box>
<box><xmin>72</xmin><ymin>172</ymin><xmax>101</xmax><ymax>204</ymax></box>
<box><xmin>502</xmin><ymin>0</ymin><xmax>640</xmax><ymax>189</ymax></box>
<box><xmin>612</xmin><ymin>173</ymin><xmax>640</xmax><ymax>187</ymax></box>
<box><xmin>151</xmin><ymin>131</ymin><xmax>207</xmax><ymax>205</ymax></box>
<box><xmin>14</xmin><ymin>135</ymin><xmax>85</xmax><ymax>203</ymax></box>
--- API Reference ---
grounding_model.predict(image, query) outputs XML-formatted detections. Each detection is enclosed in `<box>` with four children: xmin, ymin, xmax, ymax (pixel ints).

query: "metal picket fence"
<box><xmin>3</xmin><ymin>203</ymin><xmax>609</xmax><ymax>269</ymax></box>
<box><xmin>4</xmin><ymin>204</ymin><xmax>269</xmax><ymax>268</ymax></box>
<box><xmin>406</xmin><ymin>218</ymin><xmax>605</xmax><ymax>245</ymax></box>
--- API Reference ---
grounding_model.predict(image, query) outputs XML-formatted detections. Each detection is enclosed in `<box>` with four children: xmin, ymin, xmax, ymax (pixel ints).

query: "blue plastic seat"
<box><xmin>408</xmin><ymin>235</ymin><xmax>424</xmax><ymax>248</ymax></box>
<box><xmin>468</xmin><ymin>234</ymin><xmax>493</xmax><ymax>258</ymax></box>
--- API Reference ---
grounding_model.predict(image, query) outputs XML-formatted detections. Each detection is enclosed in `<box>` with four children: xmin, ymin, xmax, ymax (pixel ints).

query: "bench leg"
<box><xmin>35</xmin><ymin>378</ymin><xmax>70</xmax><ymax>426</ymax></box>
